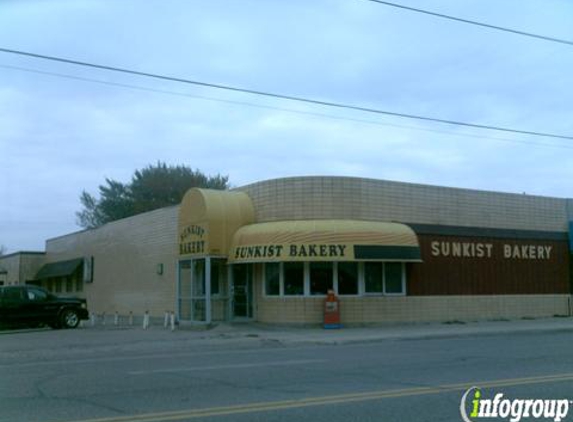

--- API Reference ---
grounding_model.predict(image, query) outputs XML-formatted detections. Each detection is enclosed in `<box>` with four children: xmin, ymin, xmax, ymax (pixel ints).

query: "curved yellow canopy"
<box><xmin>178</xmin><ymin>188</ymin><xmax>255</xmax><ymax>257</ymax></box>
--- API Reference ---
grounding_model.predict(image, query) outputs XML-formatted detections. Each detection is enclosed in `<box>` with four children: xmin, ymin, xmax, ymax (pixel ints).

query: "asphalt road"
<box><xmin>2</xmin><ymin>326</ymin><xmax>573</xmax><ymax>422</ymax></box>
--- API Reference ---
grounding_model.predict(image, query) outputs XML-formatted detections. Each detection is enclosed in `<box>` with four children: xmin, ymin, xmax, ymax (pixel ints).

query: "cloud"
<box><xmin>1</xmin><ymin>0</ymin><xmax>572</xmax><ymax>252</ymax></box>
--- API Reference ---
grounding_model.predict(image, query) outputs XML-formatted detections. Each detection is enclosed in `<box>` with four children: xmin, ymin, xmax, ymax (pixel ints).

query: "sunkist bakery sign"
<box><xmin>234</xmin><ymin>244</ymin><xmax>348</xmax><ymax>261</ymax></box>
<box><xmin>179</xmin><ymin>224</ymin><xmax>206</xmax><ymax>255</ymax></box>
<box><xmin>430</xmin><ymin>240</ymin><xmax>554</xmax><ymax>260</ymax></box>
<box><xmin>180</xmin><ymin>225</ymin><xmax>353</xmax><ymax>260</ymax></box>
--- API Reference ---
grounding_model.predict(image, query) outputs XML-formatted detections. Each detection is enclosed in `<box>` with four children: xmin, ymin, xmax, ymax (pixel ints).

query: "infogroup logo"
<box><xmin>460</xmin><ymin>387</ymin><xmax>571</xmax><ymax>422</ymax></box>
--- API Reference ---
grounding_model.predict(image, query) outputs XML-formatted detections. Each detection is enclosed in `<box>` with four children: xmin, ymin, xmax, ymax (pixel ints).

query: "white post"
<box><xmin>164</xmin><ymin>311</ymin><xmax>169</xmax><ymax>328</ymax></box>
<box><xmin>114</xmin><ymin>311</ymin><xmax>119</xmax><ymax>326</ymax></box>
<box><xmin>170</xmin><ymin>311</ymin><xmax>175</xmax><ymax>331</ymax></box>
<box><xmin>176</xmin><ymin>261</ymin><xmax>181</xmax><ymax>324</ymax></box>
<box><xmin>90</xmin><ymin>312</ymin><xmax>96</xmax><ymax>327</ymax></box>
<box><xmin>205</xmin><ymin>257</ymin><xmax>212</xmax><ymax>324</ymax></box>
<box><xmin>227</xmin><ymin>265</ymin><xmax>233</xmax><ymax>321</ymax></box>
<box><xmin>143</xmin><ymin>311</ymin><xmax>150</xmax><ymax>330</ymax></box>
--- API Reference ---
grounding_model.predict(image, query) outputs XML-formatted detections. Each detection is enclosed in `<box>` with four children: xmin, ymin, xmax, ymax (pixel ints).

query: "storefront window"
<box><xmin>310</xmin><ymin>262</ymin><xmax>333</xmax><ymax>295</ymax></box>
<box><xmin>211</xmin><ymin>259</ymin><xmax>228</xmax><ymax>296</ymax></box>
<box><xmin>191</xmin><ymin>259</ymin><xmax>207</xmax><ymax>321</ymax></box>
<box><xmin>232</xmin><ymin>264</ymin><xmax>253</xmax><ymax>318</ymax></box>
<box><xmin>364</xmin><ymin>262</ymin><xmax>383</xmax><ymax>293</ymax></box>
<box><xmin>337</xmin><ymin>262</ymin><xmax>358</xmax><ymax>295</ymax></box>
<box><xmin>66</xmin><ymin>277</ymin><xmax>73</xmax><ymax>293</ymax></box>
<box><xmin>384</xmin><ymin>263</ymin><xmax>404</xmax><ymax>294</ymax></box>
<box><xmin>192</xmin><ymin>260</ymin><xmax>206</xmax><ymax>297</ymax></box>
<box><xmin>284</xmin><ymin>262</ymin><xmax>304</xmax><ymax>295</ymax></box>
<box><xmin>258</xmin><ymin>261</ymin><xmax>406</xmax><ymax>297</ymax></box>
<box><xmin>178</xmin><ymin>260</ymin><xmax>192</xmax><ymax>320</ymax></box>
<box><xmin>265</xmin><ymin>263</ymin><xmax>280</xmax><ymax>296</ymax></box>
<box><xmin>364</xmin><ymin>262</ymin><xmax>405</xmax><ymax>295</ymax></box>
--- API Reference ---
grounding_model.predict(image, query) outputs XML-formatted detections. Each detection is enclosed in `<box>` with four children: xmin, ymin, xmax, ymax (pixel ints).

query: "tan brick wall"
<box><xmin>0</xmin><ymin>254</ymin><xmax>21</xmax><ymax>285</ymax></box>
<box><xmin>45</xmin><ymin>206</ymin><xmax>179</xmax><ymax>318</ymax></box>
<box><xmin>19</xmin><ymin>254</ymin><xmax>46</xmax><ymax>283</ymax></box>
<box><xmin>0</xmin><ymin>252</ymin><xmax>45</xmax><ymax>285</ymax></box>
<box><xmin>256</xmin><ymin>294</ymin><xmax>570</xmax><ymax>324</ymax></box>
<box><xmin>37</xmin><ymin>177</ymin><xmax>571</xmax><ymax>324</ymax></box>
<box><xmin>240</xmin><ymin>176</ymin><xmax>568</xmax><ymax>232</ymax></box>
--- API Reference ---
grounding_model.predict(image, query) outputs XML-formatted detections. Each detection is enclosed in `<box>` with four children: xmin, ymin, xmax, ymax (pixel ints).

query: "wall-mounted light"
<box><xmin>156</xmin><ymin>263</ymin><xmax>164</xmax><ymax>275</ymax></box>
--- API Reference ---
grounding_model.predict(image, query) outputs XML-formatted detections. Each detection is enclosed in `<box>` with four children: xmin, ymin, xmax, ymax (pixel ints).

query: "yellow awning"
<box><xmin>178</xmin><ymin>188</ymin><xmax>255</xmax><ymax>257</ymax></box>
<box><xmin>228</xmin><ymin>220</ymin><xmax>421</xmax><ymax>263</ymax></box>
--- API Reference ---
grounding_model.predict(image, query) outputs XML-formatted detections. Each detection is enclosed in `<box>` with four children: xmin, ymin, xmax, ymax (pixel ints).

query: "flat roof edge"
<box><xmin>237</xmin><ymin>175</ymin><xmax>571</xmax><ymax>201</ymax></box>
<box><xmin>0</xmin><ymin>251</ymin><xmax>45</xmax><ymax>259</ymax></box>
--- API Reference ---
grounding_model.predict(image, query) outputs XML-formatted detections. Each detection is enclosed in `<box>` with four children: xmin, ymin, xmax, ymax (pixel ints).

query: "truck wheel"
<box><xmin>60</xmin><ymin>309</ymin><xmax>80</xmax><ymax>329</ymax></box>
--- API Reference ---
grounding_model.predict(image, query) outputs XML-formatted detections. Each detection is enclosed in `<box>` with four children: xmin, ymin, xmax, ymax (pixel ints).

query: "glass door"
<box><xmin>178</xmin><ymin>260</ymin><xmax>192</xmax><ymax>321</ymax></box>
<box><xmin>231</xmin><ymin>264</ymin><xmax>253</xmax><ymax>319</ymax></box>
<box><xmin>178</xmin><ymin>258</ymin><xmax>233</xmax><ymax>323</ymax></box>
<box><xmin>191</xmin><ymin>259</ymin><xmax>206</xmax><ymax>322</ymax></box>
<box><xmin>178</xmin><ymin>258</ymin><xmax>208</xmax><ymax>323</ymax></box>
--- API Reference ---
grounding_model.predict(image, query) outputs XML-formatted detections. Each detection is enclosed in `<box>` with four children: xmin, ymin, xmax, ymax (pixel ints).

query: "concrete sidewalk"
<box><xmin>2</xmin><ymin>316</ymin><xmax>573</xmax><ymax>364</ymax></box>
<box><xmin>192</xmin><ymin>316</ymin><xmax>573</xmax><ymax>345</ymax></box>
<box><xmin>3</xmin><ymin>316</ymin><xmax>573</xmax><ymax>347</ymax></box>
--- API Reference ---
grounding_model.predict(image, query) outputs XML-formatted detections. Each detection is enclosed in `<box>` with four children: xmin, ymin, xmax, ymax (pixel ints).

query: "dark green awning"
<box><xmin>35</xmin><ymin>258</ymin><xmax>83</xmax><ymax>280</ymax></box>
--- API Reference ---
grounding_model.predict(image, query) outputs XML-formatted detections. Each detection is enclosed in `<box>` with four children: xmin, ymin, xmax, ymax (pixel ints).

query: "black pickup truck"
<box><xmin>0</xmin><ymin>285</ymin><xmax>89</xmax><ymax>329</ymax></box>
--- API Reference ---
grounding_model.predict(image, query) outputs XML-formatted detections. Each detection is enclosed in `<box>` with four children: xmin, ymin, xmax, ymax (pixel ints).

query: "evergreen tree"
<box><xmin>76</xmin><ymin>163</ymin><xmax>229</xmax><ymax>228</ymax></box>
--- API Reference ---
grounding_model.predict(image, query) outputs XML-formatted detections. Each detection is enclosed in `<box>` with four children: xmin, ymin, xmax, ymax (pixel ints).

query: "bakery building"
<box><xmin>2</xmin><ymin>176</ymin><xmax>572</xmax><ymax>325</ymax></box>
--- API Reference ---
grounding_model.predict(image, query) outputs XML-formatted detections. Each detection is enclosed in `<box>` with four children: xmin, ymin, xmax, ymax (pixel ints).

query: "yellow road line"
<box><xmin>61</xmin><ymin>372</ymin><xmax>573</xmax><ymax>422</ymax></box>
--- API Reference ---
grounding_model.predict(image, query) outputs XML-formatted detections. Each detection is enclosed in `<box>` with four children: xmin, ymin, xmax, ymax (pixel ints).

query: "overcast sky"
<box><xmin>1</xmin><ymin>0</ymin><xmax>572</xmax><ymax>253</ymax></box>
